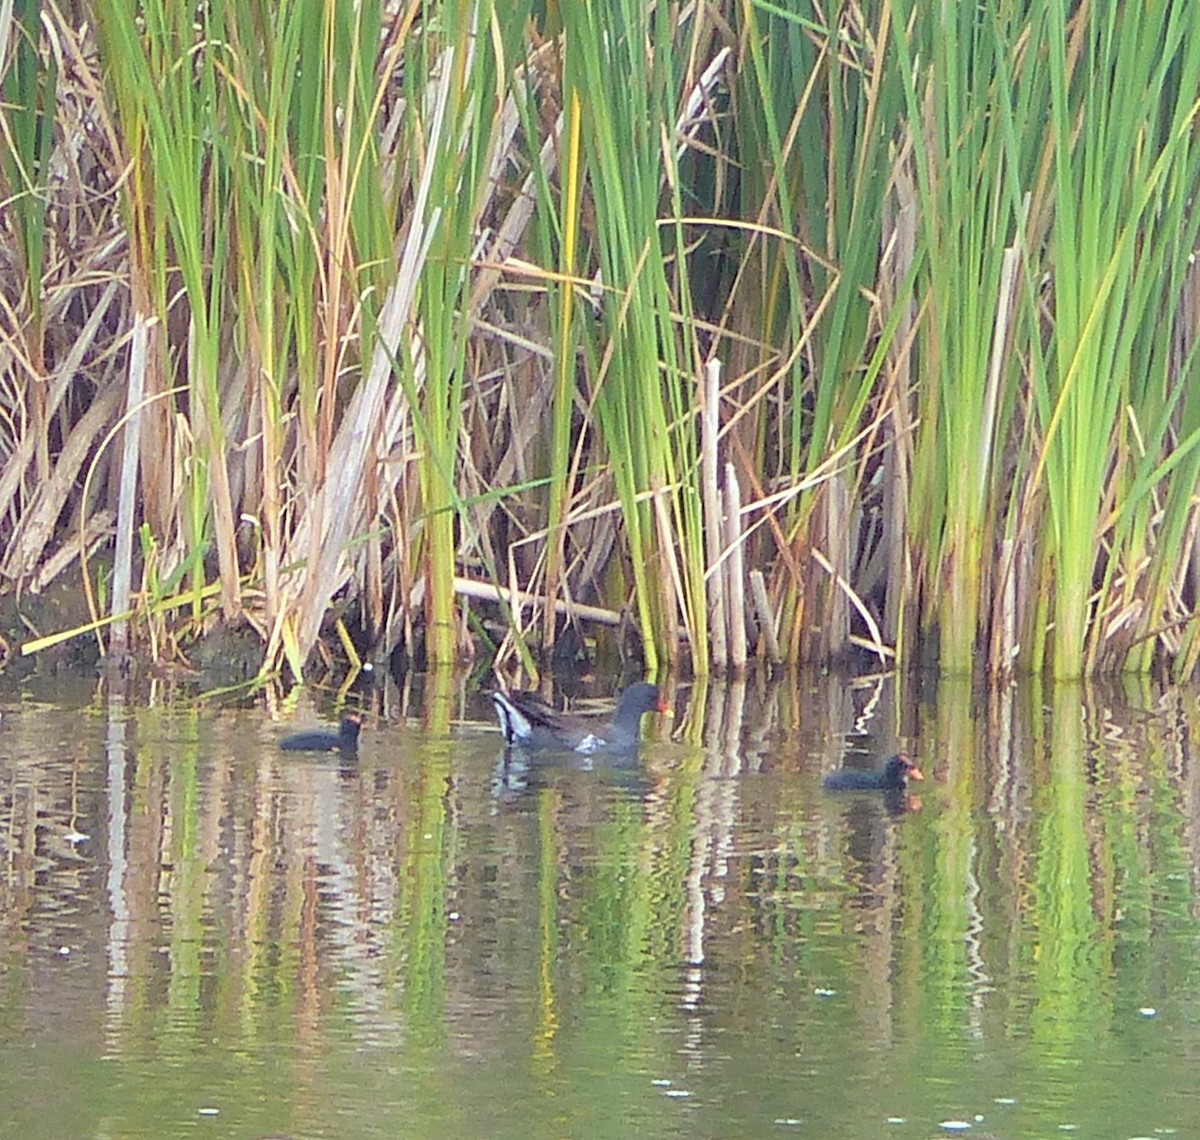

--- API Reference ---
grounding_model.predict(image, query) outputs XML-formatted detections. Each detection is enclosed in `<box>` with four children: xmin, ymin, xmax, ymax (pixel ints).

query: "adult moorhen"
<box><xmin>279</xmin><ymin>712</ymin><xmax>362</xmax><ymax>756</ymax></box>
<box><xmin>491</xmin><ymin>681</ymin><xmax>668</xmax><ymax>754</ymax></box>
<box><xmin>822</xmin><ymin>752</ymin><xmax>924</xmax><ymax>791</ymax></box>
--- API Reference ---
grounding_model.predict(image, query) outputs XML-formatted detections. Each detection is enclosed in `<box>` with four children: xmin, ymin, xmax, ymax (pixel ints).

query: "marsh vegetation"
<box><xmin>3</xmin><ymin>2</ymin><xmax>1200</xmax><ymax>681</ymax></box>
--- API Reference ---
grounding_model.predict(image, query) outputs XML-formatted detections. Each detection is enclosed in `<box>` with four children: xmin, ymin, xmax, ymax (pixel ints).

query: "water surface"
<box><xmin>0</xmin><ymin>672</ymin><xmax>1196</xmax><ymax>1138</ymax></box>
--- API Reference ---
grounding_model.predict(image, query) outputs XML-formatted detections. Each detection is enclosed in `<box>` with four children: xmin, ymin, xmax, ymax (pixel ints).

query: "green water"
<box><xmin>0</xmin><ymin>673</ymin><xmax>1196</xmax><ymax>1138</ymax></box>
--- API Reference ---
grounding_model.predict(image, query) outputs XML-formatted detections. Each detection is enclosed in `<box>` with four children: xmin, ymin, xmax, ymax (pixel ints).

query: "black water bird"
<box><xmin>822</xmin><ymin>752</ymin><xmax>924</xmax><ymax>792</ymax></box>
<box><xmin>279</xmin><ymin>713</ymin><xmax>362</xmax><ymax>755</ymax></box>
<box><xmin>491</xmin><ymin>682</ymin><xmax>668</xmax><ymax>754</ymax></box>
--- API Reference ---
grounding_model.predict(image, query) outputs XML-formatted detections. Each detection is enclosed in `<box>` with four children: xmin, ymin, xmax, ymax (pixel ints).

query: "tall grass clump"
<box><xmin>96</xmin><ymin>1</ymin><xmax>240</xmax><ymax>622</ymax></box>
<box><xmin>398</xmin><ymin>0</ymin><xmax>535</xmax><ymax>666</ymax></box>
<box><xmin>1033</xmin><ymin>0</ymin><xmax>1200</xmax><ymax>678</ymax></box>
<box><xmin>880</xmin><ymin>0</ymin><xmax>1200</xmax><ymax>679</ymax></box>
<box><xmin>488</xmin><ymin>2</ymin><xmax>718</xmax><ymax>674</ymax></box>
<box><xmin>890</xmin><ymin>0</ymin><xmax>1046</xmax><ymax>675</ymax></box>
<box><xmin>721</xmin><ymin>2</ymin><xmax>911</xmax><ymax>666</ymax></box>
<box><xmin>7</xmin><ymin>2</ymin><xmax>1200</xmax><ymax>683</ymax></box>
<box><xmin>221</xmin><ymin>0</ymin><xmax>323</xmax><ymax>640</ymax></box>
<box><xmin>557</xmin><ymin>0</ymin><xmax>711</xmax><ymax>674</ymax></box>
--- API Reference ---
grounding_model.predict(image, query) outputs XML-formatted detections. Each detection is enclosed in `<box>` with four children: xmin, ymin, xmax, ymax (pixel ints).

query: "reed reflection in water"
<box><xmin>0</xmin><ymin>671</ymin><xmax>1196</xmax><ymax>1138</ymax></box>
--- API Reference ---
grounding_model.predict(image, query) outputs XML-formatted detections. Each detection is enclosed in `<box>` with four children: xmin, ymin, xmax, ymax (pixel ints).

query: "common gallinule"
<box><xmin>279</xmin><ymin>712</ymin><xmax>362</xmax><ymax>755</ymax></box>
<box><xmin>822</xmin><ymin>752</ymin><xmax>924</xmax><ymax>791</ymax></box>
<box><xmin>491</xmin><ymin>681</ymin><xmax>668</xmax><ymax>754</ymax></box>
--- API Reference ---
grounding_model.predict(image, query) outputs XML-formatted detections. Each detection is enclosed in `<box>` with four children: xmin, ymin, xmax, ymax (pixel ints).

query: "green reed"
<box><xmin>550</xmin><ymin>0</ymin><xmax>709</xmax><ymax>672</ymax></box>
<box><xmin>723</xmin><ymin>1</ymin><xmax>910</xmax><ymax>664</ymax></box>
<box><xmin>890</xmin><ymin>0</ymin><xmax>1045</xmax><ymax>675</ymax></box>
<box><xmin>1032</xmin><ymin>0</ymin><xmax>1200</xmax><ymax>678</ymax></box>
<box><xmin>407</xmin><ymin>0</ymin><xmax>533</xmax><ymax>667</ymax></box>
<box><xmin>221</xmin><ymin>0</ymin><xmax>317</xmax><ymax>636</ymax></box>
<box><xmin>96</xmin><ymin>0</ymin><xmax>235</xmax><ymax>622</ymax></box>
